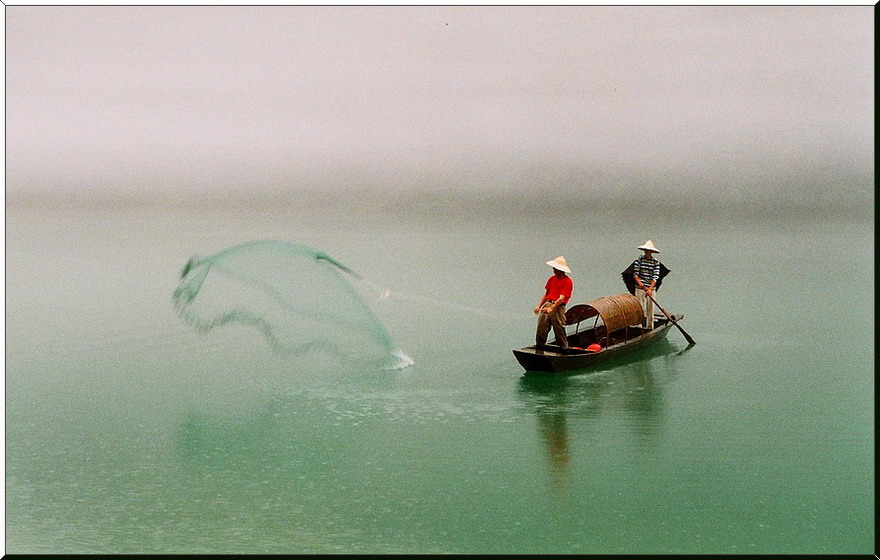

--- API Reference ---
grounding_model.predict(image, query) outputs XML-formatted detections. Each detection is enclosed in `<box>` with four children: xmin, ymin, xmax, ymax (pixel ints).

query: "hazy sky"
<box><xmin>4</xmin><ymin>5</ymin><xmax>875</xmax><ymax>202</ymax></box>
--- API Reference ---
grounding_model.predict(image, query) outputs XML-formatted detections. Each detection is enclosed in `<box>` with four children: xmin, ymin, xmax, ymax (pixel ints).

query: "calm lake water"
<box><xmin>5</xmin><ymin>199</ymin><xmax>874</xmax><ymax>554</ymax></box>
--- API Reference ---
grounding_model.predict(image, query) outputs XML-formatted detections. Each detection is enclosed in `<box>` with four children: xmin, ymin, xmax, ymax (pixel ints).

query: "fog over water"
<box><xmin>4</xmin><ymin>6</ymin><xmax>875</xmax><ymax>215</ymax></box>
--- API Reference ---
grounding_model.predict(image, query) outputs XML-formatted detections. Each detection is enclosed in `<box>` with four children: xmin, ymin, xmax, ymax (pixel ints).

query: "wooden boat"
<box><xmin>513</xmin><ymin>293</ymin><xmax>684</xmax><ymax>374</ymax></box>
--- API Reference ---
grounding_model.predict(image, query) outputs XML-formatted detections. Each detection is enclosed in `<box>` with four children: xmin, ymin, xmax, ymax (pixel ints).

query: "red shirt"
<box><xmin>544</xmin><ymin>274</ymin><xmax>573</xmax><ymax>303</ymax></box>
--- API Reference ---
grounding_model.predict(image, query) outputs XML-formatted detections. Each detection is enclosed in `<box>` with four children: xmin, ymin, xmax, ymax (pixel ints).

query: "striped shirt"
<box><xmin>633</xmin><ymin>256</ymin><xmax>661</xmax><ymax>286</ymax></box>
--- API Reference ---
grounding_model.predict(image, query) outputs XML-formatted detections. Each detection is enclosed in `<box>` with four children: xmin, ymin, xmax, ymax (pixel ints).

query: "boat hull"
<box><xmin>513</xmin><ymin>314</ymin><xmax>682</xmax><ymax>374</ymax></box>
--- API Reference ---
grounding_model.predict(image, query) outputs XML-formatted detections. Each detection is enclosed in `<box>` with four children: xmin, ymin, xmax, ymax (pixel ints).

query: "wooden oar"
<box><xmin>646</xmin><ymin>292</ymin><xmax>696</xmax><ymax>345</ymax></box>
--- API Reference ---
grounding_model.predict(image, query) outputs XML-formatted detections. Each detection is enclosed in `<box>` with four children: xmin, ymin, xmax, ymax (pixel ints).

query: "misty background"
<box><xmin>4</xmin><ymin>5</ymin><xmax>875</xmax><ymax>218</ymax></box>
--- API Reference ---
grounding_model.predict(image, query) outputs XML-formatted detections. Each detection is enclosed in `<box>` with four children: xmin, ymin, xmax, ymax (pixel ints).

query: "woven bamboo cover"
<box><xmin>565</xmin><ymin>293</ymin><xmax>644</xmax><ymax>332</ymax></box>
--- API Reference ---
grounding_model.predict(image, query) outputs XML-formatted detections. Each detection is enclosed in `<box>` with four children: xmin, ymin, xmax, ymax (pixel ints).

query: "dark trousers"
<box><xmin>536</xmin><ymin>302</ymin><xmax>568</xmax><ymax>348</ymax></box>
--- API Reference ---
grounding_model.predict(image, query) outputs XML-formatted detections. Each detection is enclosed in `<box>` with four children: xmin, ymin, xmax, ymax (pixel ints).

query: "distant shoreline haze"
<box><xmin>5</xmin><ymin>181</ymin><xmax>873</xmax><ymax>222</ymax></box>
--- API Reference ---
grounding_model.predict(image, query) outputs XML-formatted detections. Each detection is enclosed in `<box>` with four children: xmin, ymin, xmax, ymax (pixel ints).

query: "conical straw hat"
<box><xmin>546</xmin><ymin>256</ymin><xmax>571</xmax><ymax>273</ymax></box>
<box><xmin>637</xmin><ymin>240</ymin><xmax>659</xmax><ymax>253</ymax></box>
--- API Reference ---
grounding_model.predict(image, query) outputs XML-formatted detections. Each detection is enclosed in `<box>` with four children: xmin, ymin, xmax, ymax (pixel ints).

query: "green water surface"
<box><xmin>5</xmin><ymin>203</ymin><xmax>873</xmax><ymax>553</ymax></box>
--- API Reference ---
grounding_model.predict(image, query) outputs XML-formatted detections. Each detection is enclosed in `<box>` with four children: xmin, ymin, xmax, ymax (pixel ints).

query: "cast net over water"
<box><xmin>172</xmin><ymin>241</ymin><xmax>413</xmax><ymax>371</ymax></box>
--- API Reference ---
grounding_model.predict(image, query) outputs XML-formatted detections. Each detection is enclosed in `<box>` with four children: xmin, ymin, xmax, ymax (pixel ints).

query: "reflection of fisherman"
<box><xmin>534</xmin><ymin>256</ymin><xmax>573</xmax><ymax>348</ymax></box>
<box><xmin>538</xmin><ymin>411</ymin><xmax>571</xmax><ymax>484</ymax></box>
<box><xmin>621</xmin><ymin>240</ymin><xmax>669</xmax><ymax>329</ymax></box>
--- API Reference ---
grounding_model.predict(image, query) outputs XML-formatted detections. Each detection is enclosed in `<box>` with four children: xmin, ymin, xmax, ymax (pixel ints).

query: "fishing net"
<box><xmin>172</xmin><ymin>240</ymin><xmax>413</xmax><ymax>371</ymax></box>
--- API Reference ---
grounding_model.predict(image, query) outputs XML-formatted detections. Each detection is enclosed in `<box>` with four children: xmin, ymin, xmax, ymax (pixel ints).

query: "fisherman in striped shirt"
<box><xmin>631</xmin><ymin>240</ymin><xmax>663</xmax><ymax>329</ymax></box>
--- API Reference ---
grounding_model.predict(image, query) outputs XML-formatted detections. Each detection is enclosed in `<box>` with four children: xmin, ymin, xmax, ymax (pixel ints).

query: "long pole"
<box><xmin>647</xmin><ymin>292</ymin><xmax>696</xmax><ymax>345</ymax></box>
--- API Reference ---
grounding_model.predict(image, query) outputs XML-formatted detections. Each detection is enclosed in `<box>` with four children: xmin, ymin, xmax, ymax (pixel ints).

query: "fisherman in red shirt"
<box><xmin>534</xmin><ymin>256</ymin><xmax>573</xmax><ymax>349</ymax></box>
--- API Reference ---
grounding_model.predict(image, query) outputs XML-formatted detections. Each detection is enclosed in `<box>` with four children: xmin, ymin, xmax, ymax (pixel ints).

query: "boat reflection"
<box><xmin>516</xmin><ymin>339</ymin><xmax>688</xmax><ymax>493</ymax></box>
<box><xmin>519</xmin><ymin>376</ymin><xmax>601</xmax><ymax>492</ymax></box>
